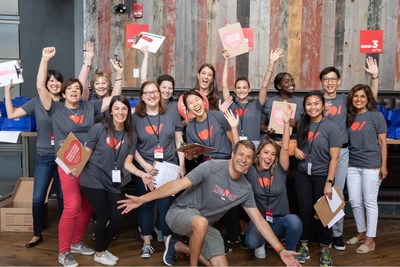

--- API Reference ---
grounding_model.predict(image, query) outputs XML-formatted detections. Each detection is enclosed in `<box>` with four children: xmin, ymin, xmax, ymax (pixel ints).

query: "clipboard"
<box><xmin>218</xmin><ymin>22</ymin><xmax>249</xmax><ymax>57</ymax></box>
<box><xmin>176</xmin><ymin>143</ymin><xmax>216</xmax><ymax>156</ymax></box>
<box><xmin>55</xmin><ymin>132</ymin><xmax>90</xmax><ymax>176</ymax></box>
<box><xmin>268</xmin><ymin>101</ymin><xmax>297</xmax><ymax>135</ymax></box>
<box><xmin>132</xmin><ymin>32</ymin><xmax>166</xmax><ymax>53</ymax></box>
<box><xmin>0</xmin><ymin>60</ymin><xmax>24</xmax><ymax>87</ymax></box>
<box><xmin>313</xmin><ymin>186</ymin><xmax>345</xmax><ymax>227</ymax></box>
<box><xmin>153</xmin><ymin>161</ymin><xmax>179</xmax><ymax>188</ymax></box>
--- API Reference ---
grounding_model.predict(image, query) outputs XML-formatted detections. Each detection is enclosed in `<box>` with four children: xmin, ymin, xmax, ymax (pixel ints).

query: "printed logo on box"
<box><xmin>359</xmin><ymin>30</ymin><xmax>383</xmax><ymax>54</ymax></box>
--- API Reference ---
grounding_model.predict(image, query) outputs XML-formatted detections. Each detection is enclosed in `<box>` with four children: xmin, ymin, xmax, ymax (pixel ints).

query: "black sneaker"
<box><xmin>224</xmin><ymin>240</ymin><xmax>234</xmax><ymax>253</ymax></box>
<box><xmin>332</xmin><ymin>236</ymin><xmax>346</xmax><ymax>251</ymax></box>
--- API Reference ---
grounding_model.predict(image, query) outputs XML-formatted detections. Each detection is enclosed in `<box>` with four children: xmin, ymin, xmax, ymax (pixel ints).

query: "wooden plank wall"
<box><xmin>83</xmin><ymin>0</ymin><xmax>400</xmax><ymax>92</ymax></box>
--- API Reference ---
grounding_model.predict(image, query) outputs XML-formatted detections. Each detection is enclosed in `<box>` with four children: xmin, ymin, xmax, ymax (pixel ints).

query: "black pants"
<box><xmin>295</xmin><ymin>170</ymin><xmax>332</xmax><ymax>246</ymax></box>
<box><xmin>81</xmin><ymin>186</ymin><xmax>123</xmax><ymax>252</ymax></box>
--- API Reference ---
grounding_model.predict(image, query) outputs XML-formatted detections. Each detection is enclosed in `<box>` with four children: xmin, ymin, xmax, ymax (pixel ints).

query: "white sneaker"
<box><xmin>94</xmin><ymin>252</ymin><xmax>117</xmax><ymax>266</ymax></box>
<box><xmin>254</xmin><ymin>244</ymin><xmax>266</xmax><ymax>259</ymax></box>
<box><xmin>58</xmin><ymin>252</ymin><xmax>79</xmax><ymax>267</ymax></box>
<box><xmin>70</xmin><ymin>241</ymin><xmax>95</xmax><ymax>255</ymax></box>
<box><xmin>105</xmin><ymin>250</ymin><xmax>119</xmax><ymax>262</ymax></box>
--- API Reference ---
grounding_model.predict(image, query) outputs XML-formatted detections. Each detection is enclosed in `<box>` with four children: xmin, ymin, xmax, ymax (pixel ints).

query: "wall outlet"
<box><xmin>133</xmin><ymin>68</ymin><xmax>139</xmax><ymax>78</ymax></box>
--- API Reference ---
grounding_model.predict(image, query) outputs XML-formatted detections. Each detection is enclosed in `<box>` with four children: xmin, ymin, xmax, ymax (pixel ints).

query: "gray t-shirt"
<box><xmin>185</xmin><ymin>111</ymin><xmax>232</xmax><ymax>159</ymax></box>
<box><xmin>80</xmin><ymin>123</ymin><xmax>136</xmax><ymax>193</ymax></box>
<box><xmin>297</xmin><ymin>119</ymin><xmax>341</xmax><ymax>176</ymax></box>
<box><xmin>21</xmin><ymin>97</ymin><xmax>55</xmax><ymax>154</ymax></box>
<box><xmin>48</xmin><ymin>100</ymin><xmax>103</xmax><ymax>152</ymax></box>
<box><xmin>325</xmin><ymin>94</ymin><xmax>348</xmax><ymax>145</ymax></box>
<box><xmin>348</xmin><ymin>111</ymin><xmax>387</xmax><ymax>168</ymax></box>
<box><xmin>170</xmin><ymin>160</ymin><xmax>256</xmax><ymax>224</ymax></box>
<box><xmin>245</xmin><ymin>164</ymin><xmax>289</xmax><ymax>217</ymax></box>
<box><xmin>88</xmin><ymin>91</ymin><xmax>106</xmax><ymax>123</ymax></box>
<box><xmin>132</xmin><ymin>108</ymin><xmax>183</xmax><ymax>164</ymax></box>
<box><xmin>231</xmin><ymin>98</ymin><xmax>262</xmax><ymax>141</ymax></box>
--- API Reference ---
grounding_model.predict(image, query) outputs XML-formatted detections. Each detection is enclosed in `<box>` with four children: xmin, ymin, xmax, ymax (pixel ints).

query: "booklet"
<box><xmin>55</xmin><ymin>132</ymin><xmax>90</xmax><ymax>176</ymax></box>
<box><xmin>314</xmin><ymin>186</ymin><xmax>345</xmax><ymax>228</ymax></box>
<box><xmin>176</xmin><ymin>143</ymin><xmax>216</xmax><ymax>156</ymax></box>
<box><xmin>268</xmin><ymin>101</ymin><xmax>297</xmax><ymax>135</ymax></box>
<box><xmin>153</xmin><ymin>161</ymin><xmax>179</xmax><ymax>188</ymax></box>
<box><xmin>218</xmin><ymin>22</ymin><xmax>249</xmax><ymax>57</ymax></box>
<box><xmin>132</xmin><ymin>32</ymin><xmax>166</xmax><ymax>53</ymax></box>
<box><xmin>0</xmin><ymin>60</ymin><xmax>24</xmax><ymax>87</ymax></box>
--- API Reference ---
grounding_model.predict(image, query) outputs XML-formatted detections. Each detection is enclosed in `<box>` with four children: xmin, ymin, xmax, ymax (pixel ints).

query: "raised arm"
<box><xmin>36</xmin><ymin>47</ymin><xmax>55</xmax><ymax>110</ymax></box>
<box><xmin>279</xmin><ymin>104</ymin><xmax>293</xmax><ymax>171</ymax></box>
<box><xmin>364</xmin><ymin>56</ymin><xmax>379</xmax><ymax>100</ymax></box>
<box><xmin>139</xmin><ymin>46</ymin><xmax>149</xmax><ymax>85</ymax></box>
<box><xmin>221</xmin><ymin>49</ymin><xmax>231</xmax><ymax>101</ymax></box>
<box><xmin>224</xmin><ymin>109</ymin><xmax>240</xmax><ymax>147</ymax></box>
<box><xmin>100</xmin><ymin>58</ymin><xmax>124</xmax><ymax>112</ymax></box>
<box><xmin>259</xmin><ymin>48</ymin><xmax>284</xmax><ymax>106</ymax></box>
<box><xmin>79</xmin><ymin>41</ymin><xmax>95</xmax><ymax>101</ymax></box>
<box><xmin>4</xmin><ymin>80</ymin><xmax>28</xmax><ymax>119</ymax></box>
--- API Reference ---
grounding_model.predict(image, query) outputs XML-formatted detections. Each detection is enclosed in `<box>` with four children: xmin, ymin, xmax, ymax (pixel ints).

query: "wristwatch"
<box><xmin>326</xmin><ymin>179</ymin><xmax>335</xmax><ymax>185</ymax></box>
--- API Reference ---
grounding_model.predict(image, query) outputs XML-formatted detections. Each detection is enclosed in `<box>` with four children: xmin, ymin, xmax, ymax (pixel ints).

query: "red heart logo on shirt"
<box><xmin>106</xmin><ymin>137</ymin><xmax>118</xmax><ymax>147</ymax></box>
<box><xmin>198</xmin><ymin>126</ymin><xmax>213</xmax><ymax>140</ymax></box>
<box><xmin>69</xmin><ymin>114</ymin><xmax>85</xmax><ymax>124</ymax></box>
<box><xmin>63</xmin><ymin>140</ymin><xmax>82</xmax><ymax>166</ymax></box>
<box><xmin>145</xmin><ymin>124</ymin><xmax>163</xmax><ymax>135</ymax></box>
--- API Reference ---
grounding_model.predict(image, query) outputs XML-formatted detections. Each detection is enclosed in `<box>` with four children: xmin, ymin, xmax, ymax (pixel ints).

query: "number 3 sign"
<box><xmin>359</xmin><ymin>30</ymin><xmax>383</xmax><ymax>54</ymax></box>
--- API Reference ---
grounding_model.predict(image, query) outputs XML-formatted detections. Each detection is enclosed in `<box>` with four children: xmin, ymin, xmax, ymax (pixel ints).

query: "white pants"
<box><xmin>347</xmin><ymin>167</ymin><xmax>381</xmax><ymax>237</ymax></box>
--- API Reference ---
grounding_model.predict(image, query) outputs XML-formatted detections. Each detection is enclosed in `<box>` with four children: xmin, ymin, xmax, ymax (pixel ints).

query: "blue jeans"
<box><xmin>32</xmin><ymin>154</ymin><xmax>63</xmax><ymax>237</ymax></box>
<box><xmin>245</xmin><ymin>214</ymin><xmax>302</xmax><ymax>251</ymax></box>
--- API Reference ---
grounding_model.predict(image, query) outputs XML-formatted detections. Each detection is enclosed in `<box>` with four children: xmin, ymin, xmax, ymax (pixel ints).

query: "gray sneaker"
<box><xmin>296</xmin><ymin>246</ymin><xmax>310</xmax><ymax>264</ymax></box>
<box><xmin>141</xmin><ymin>244</ymin><xmax>155</xmax><ymax>258</ymax></box>
<box><xmin>58</xmin><ymin>252</ymin><xmax>78</xmax><ymax>267</ymax></box>
<box><xmin>70</xmin><ymin>241</ymin><xmax>95</xmax><ymax>255</ymax></box>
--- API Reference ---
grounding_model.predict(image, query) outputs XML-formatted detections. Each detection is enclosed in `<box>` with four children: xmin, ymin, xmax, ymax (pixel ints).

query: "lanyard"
<box><xmin>194</xmin><ymin>113</ymin><xmax>211</xmax><ymax>147</ymax></box>
<box><xmin>259</xmin><ymin>170</ymin><xmax>272</xmax><ymax>209</ymax></box>
<box><xmin>238</xmin><ymin>102</ymin><xmax>249</xmax><ymax>136</ymax></box>
<box><xmin>145</xmin><ymin>113</ymin><xmax>161</xmax><ymax>145</ymax></box>
<box><xmin>307</xmin><ymin>118</ymin><xmax>323</xmax><ymax>162</ymax></box>
<box><xmin>113</xmin><ymin>131</ymin><xmax>125</xmax><ymax>169</ymax></box>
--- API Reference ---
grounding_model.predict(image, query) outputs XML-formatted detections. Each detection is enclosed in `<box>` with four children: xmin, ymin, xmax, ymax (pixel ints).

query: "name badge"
<box><xmin>307</xmin><ymin>162</ymin><xmax>312</xmax><ymax>175</ymax></box>
<box><xmin>51</xmin><ymin>134</ymin><xmax>55</xmax><ymax>146</ymax></box>
<box><xmin>154</xmin><ymin>146</ymin><xmax>164</xmax><ymax>160</ymax></box>
<box><xmin>265</xmin><ymin>209</ymin><xmax>273</xmax><ymax>223</ymax></box>
<box><xmin>239</xmin><ymin>135</ymin><xmax>248</xmax><ymax>140</ymax></box>
<box><xmin>112</xmin><ymin>169</ymin><xmax>121</xmax><ymax>183</ymax></box>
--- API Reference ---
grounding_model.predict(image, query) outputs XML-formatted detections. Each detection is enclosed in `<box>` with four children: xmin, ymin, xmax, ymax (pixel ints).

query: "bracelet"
<box><xmin>275</xmin><ymin>244</ymin><xmax>285</xmax><ymax>254</ymax></box>
<box><xmin>115</xmin><ymin>77</ymin><xmax>123</xmax><ymax>81</ymax></box>
<box><xmin>83</xmin><ymin>63</ymin><xmax>92</xmax><ymax>68</ymax></box>
<box><xmin>371</xmin><ymin>75</ymin><xmax>379</xmax><ymax>80</ymax></box>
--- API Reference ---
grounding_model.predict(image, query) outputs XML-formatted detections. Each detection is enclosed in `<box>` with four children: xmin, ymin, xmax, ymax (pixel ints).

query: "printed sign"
<box><xmin>218</xmin><ymin>22</ymin><xmax>249</xmax><ymax>57</ymax></box>
<box><xmin>242</xmin><ymin>28</ymin><xmax>254</xmax><ymax>51</ymax></box>
<box><xmin>268</xmin><ymin>101</ymin><xmax>296</xmax><ymax>135</ymax></box>
<box><xmin>125</xmin><ymin>23</ymin><xmax>149</xmax><ymax>47</ymax></box>
<box><xmin>359</xmin><ymin>30</ymin><xmax>383</xmax><ymax>54</ymax></box>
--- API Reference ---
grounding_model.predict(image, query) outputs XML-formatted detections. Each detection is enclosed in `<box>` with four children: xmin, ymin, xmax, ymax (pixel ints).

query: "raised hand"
<box><xmin>364</xmin><ymin>56</ymin><xmax>379</xmax><ymax>76</ymax></box>
<box><xmin>222</xmin><ymin>49</ymin><xmax>230</xmax><ymax>61</ymax></box>
<box><xmin>140</xmin><ymin>46</ymin><xmax>149</xmax><ymax>56</ymax></box>
<box><xmin>269</xmin><ymin>47</ymin><xmax>284</xmax><ymax>64</ymax></box>
<box><xmin>5</xmin><ymin>80</ymin><xmax>15</xmax><ymax>92</ymax></box>
<box><xmin>282</xmin><ymin>104</ymin><xmax>293</xmax><ymax>124</ymax></box>
<box><xmin>219</xmin><ymin>96</ymin><xmax>233</xmax><ymax>113</ymax></box>
<box><xmin>110</xmin><ymin>56</ymin><xmax>124</xmax><ymax>72</ymax></box>
<box><xmin>83</xmin><ymin>41</ymin><xmax>95</xmax><ymax>62</ymax></box>
<box><xmin>42</xmin><ymin>47</ymin><xmax>56</xmax><ymax>60</ymax></box>
<box><xmin>224</xmin><ymin>109</ymin><xmax>239</xmax><ymax>129</ymax></box>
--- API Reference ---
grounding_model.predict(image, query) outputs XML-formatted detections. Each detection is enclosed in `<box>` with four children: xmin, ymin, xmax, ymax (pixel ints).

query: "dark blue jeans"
<box><xmin>245</xmin><ymin>214</ymin><xmax>302</xmax><ymax>251</ymax></box>
<box><xmin>32</xmin><ymin>154</ymin><xmax>63</xmax><ymax>237</ymax></box>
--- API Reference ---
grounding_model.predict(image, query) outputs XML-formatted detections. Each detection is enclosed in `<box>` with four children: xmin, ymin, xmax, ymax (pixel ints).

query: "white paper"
<box><xmin>153</xmin><ymin>161</ymin><xmax>179</xmax><ymax>188</ymax></box>
<box><xmin>327</xmin><ymin>209</ymin><xmax>345</xmax><ymax>228</ymax></box>
<box><xmin>55</xmin><ymin>156</ymin><xmax>70</xmax><ymax>174</ymax></box>
<box><xmin>0</xmin><ymin>131</ymin><xmax>21</xmax><ymax>143</ymax></box>
<box><xmin>326</xmin><ymin>186</ymin><xmax>342</xmax><ymax>213</ymax></box>
<box><xmin>0</xmin><ymin>60</ymin><xmax>24</xmax><ymax>87</ymax></box>
<box><xmin>133</xmin><ymin>32</ymin><xmax>166</xmax><ymax>53</ymax></box>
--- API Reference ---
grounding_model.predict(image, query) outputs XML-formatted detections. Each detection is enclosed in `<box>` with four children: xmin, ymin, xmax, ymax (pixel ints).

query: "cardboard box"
<box><xmin>1</xmin><ymin>177</ymin><xmax>52</xmax><ymax>232</ymax></box>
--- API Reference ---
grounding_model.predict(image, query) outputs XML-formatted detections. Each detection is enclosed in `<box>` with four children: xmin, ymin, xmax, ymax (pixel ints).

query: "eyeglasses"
<box><xmin>143</xmin><ymin>90</ymin><xmax>159</xmax><ymax>96</ymax></box>
<box><xmin>322</xmin><ymin>77</ymin><xmax>338</xmax><ymax>83</ymax></box>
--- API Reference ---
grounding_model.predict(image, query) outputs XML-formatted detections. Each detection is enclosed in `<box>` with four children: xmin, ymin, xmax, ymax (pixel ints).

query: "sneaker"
<box><xmin>224</xmin><ymin>240</ymin><xmax>234</xmax><ymax>253</ymax></box>
<box><xmin>319</xmin><ymin>247</ymin><xmax>333</xmax><ymax>267</ymax></box>
<box><xmin>94</xmin><ymin>252</ymin><xmax>116</xmax><ymax>266</ymax></box>
<box><xmin>105</xmin><ymin>250</ymin><xmax>119</xmax><ymax>262</ymax></box>
<box><xmin>154</xmin><ymin>226</ymin><xmax>164</xmax><ymax>242</ymax></box>
<box><xmin>70</xmin><ymin>241</ymin><xmax>95</xmax><ymax>255</ymax></box>
<box><xmin>332</xmin><ymin>236</ymin><xmax>346</xmax><ymax>251</ymax></box>
<box><xmin>254</xmin><ymin>244</ymin><xmax>266</xmax><ymax>259</ymax></box>
<box><xmin>163</xmin><ymin>235</ymin><xmax>177</xmax><ymax>266</ymax></box>
<box><xmin>58</xmin><ymin>252</ymin><xmax>78</xmax><ymax>267</ymax></box>
<box><xmin>296</xmin><ymin>246</ymin><xmax>310</xmax><ymax>264</ymax></box>
<box><xmin>141</xmin><ymin>244</ymin><xmax>155</xmax><ymax>258</ymax></box>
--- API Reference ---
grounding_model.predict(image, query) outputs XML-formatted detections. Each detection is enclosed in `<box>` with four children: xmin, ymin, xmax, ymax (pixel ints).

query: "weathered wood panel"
<box><xmin>83</xmin><ymin>0</ymin><xmax>400</xmax><ymax>91</ymax></box>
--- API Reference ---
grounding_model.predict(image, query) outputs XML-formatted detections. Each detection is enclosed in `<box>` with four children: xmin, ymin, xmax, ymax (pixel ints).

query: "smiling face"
<box><xmin>111</xmin><ymin>100</ymin><xmax>129</xmax><ymax>126</ymax></box>
<box><xmin>93</xmin><ymin>76</ymin><xmax>110</xmax><ymax>98</ymax></box>
<box><xmin>258</xmin><ymin>143</ymin><xmax>277</xmax><ymax>170</ymax></box>
<box><xmin>305</xmin><ymin>95</ymin><xmax>324</xmax><ymax>121</ymax></box>
<box><xmin>159</xmin><ymin>80</ymin><xmax>174</xmax><ymax>102</ymax></box>
<box><xmin>46</xmin><ymin>75</ymin><xmax>62</xmax><ymax>96</ymax></box>
<box><xmin>185</xmin><ymin>94</ymin><xmax>206</xmax><ymax>121</ymax></box>
<box><xmin>230</xmin><ymin>144</ymin><xmax>255</xmax><ymax>178</ymax></box>
<box><xmin>141</xmin><ymin>83</ymin><xmax>161</xmax><ymax>110</ymax></box>
<box><xmin>321</xmin><ymin>71</ymin><xmax>341</xmax><ymax>96</ymax></box>
<box><xmin>234</xmin><ymin>79</ymin><xmax>250</xmax><ymax>103</ymax></box>
<box><xmin>63</xmin><ymin>82</ymin><xmax>82</xmax><ymax>105</ymax></box>
<box><xmin>352</xmin><ymin>89</ymin><xmax>368</xmax><ymax>113</ymax></box>
<box><xmin>197</xmin><ymin>66</ymin><xmax>214</xmax><ymax>93</ymax></box>
<box><xmin>277</xmin><ymin>74</ymin><xmax>295</xmax><ymax>94</ymax></box>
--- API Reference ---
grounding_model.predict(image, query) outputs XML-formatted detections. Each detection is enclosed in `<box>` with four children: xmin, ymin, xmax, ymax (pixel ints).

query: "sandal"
<box><xmin>356</xmin><ymin>244</ymin><xmax>375</xmax><ymax>254</ymax></box>
<box><xmin>346</xmin><ymin>236</ymin><xmax>364</xmax><ymax>245</ymax></box>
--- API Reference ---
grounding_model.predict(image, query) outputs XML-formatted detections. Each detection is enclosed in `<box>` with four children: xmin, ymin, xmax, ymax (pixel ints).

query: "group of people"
<box><xmin>2</xmin><ymin>43</ymin><xmax>388</xmax><ymax>267</ymax></box>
